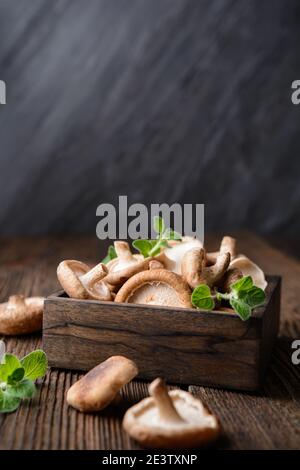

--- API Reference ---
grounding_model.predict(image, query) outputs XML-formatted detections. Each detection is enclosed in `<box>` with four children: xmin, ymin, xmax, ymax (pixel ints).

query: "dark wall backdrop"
<box><xmin>0</xmin><ymin>0</ymin><xmax>299</xmax><ymax>236</ymax></box>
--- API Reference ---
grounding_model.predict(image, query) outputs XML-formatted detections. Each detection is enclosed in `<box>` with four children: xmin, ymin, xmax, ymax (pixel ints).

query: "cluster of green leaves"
<box><xmin>191</xmin><ymin>276</ymin><xmax>266</xmax><ymax>321</ymax></box>
<box><xmin>132</xmin><ymin>216</ymin><xmax>181</xmax><ymax>257</ymax></box>
<box><xmin>0</xmin><ymin>349</ymin><xmax>48</xmax><ymax>413</ymax></box>
<box><xmin>101</xmin><ymin>216</ymin><xmax>182</xmax><ymax>263</ymax></box>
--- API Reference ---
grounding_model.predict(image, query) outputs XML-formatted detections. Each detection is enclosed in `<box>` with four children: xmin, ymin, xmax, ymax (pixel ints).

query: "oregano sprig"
<box><xmin>0</xmin><ymin>347</ymin><xmax>48</xmax><ymax>413</ymax></box>
<box><xmin>133</xmin><ymin>216</ymin><xmax>182</xmax><ymax>258</ymax></box>
<box><xmin>191</xmin><ymin>276</ymin><xmax>266</xmax><ymax>321</ymax></box>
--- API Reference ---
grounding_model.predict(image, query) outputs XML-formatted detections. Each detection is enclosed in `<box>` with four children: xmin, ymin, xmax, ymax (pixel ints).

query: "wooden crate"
<box><xmin>42</xmin><ymin>275</ymin><xmax>280</xmax><ymax>391</ymax></box>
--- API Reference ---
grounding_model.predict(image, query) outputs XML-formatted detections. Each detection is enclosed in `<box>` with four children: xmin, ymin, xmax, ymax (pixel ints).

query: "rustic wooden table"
<box><xmin>0</xmin><ymin>234</ymin><xmax>299</xmax><ymax>450</ymax></box>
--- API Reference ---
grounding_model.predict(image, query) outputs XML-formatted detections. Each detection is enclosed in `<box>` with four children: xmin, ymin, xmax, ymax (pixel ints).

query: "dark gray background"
<box><xmin>0</xmin><ymin>0</ymin><xmax>299</xmax><ymax>236</ymax></box>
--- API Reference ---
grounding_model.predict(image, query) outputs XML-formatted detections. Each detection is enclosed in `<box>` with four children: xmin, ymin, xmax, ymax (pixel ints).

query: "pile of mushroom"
<box><xmin>56</xmin><ymin>235</ymin><xmax>267</xmax><ymax>311</ymax></box>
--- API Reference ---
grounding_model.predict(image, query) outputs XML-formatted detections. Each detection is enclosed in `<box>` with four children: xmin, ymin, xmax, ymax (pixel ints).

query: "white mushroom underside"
<box><xmin>110</xmin><ymin>255</ymin><xmax>144</xmax><ymax>273</ymax></box>
<box><xmin>127</xmin><ymin>282</ymin><xmax>183</xmax><ymax>307</ymax></box>
<box><xmin>230</xmin><ymin>255</ymin><xmax>267</xmax><ymax>290</ymax></box>
<box><xmin>132</xmin><ymin>393</ymin><xmax>217</xmax><ymax>430</ymax></box>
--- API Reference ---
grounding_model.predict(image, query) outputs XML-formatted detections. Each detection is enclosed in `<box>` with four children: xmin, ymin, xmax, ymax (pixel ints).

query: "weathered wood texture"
<box><xmin>43</xmin><ymin>277</ymin><xmax>280</xmax><ymax>391</ymax></box>
<box><xmin>0</xmin><ymin>0</ymin><xmax>300</xmax><ymax>237</ymax></box>
<box><xmin>0</xmin><ymin>234</ymin><xmax>299</xmax><ymax>449</ymax></box>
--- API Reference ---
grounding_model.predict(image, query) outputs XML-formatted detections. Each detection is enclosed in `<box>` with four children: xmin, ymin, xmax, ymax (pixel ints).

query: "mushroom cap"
<box><xmin>57</xmin><ymin>260</ymin><xmax>91</xmax><ymax>299</ymax></box>
<box><xmin>123</xmin><ymin>389</ymin><xmax>220</xmax><ymax>449</ymax></box>
<box><xmin>0</xmin><ymin>295</ymin><xmax>44</xmax><ymax>335</ymax></box>
<box><xmin>67</xmin><ymin>355</ymin><xmax>138</xmax><ymax>412</ymax></box>
<box><xmin>230</xmin><ymin>255</ymin><xmax>267</xmax><ymax>290</ymax></box>
<box><xmin>114</xmin><ymin>269</ymin><xmax>192</xmax><ymax>308</ymax></box>
<box><xmin>57</xmin><ymin>260</ymin><xmax>111</xmax><ymax>300</ymax></box>
<box><xmin>158</xmin><ymin>237</ymin><xmax>203</xmax><ymax>274</ymax></box>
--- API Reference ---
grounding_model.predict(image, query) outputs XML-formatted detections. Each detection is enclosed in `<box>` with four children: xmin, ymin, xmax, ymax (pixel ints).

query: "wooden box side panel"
<box><xmin>259</xmin><ymin>276</ymin><xmax>281</xmax><ymax>384</ymax></box>
<box><xmin>43</xmin><ymin>297</ymin><xmax>262</xmax><ymax>391</ymax></box>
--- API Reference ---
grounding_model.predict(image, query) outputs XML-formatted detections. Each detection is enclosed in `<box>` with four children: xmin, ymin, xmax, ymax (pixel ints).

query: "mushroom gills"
<box><xmin>229</xmin><ymin>255</ymin><xmax>267</xmax><ymax>290</ymax></box>
<box><xmin>127</xmin><ymin>282</ymin><xmax>185</xmax><ymax>308</ymax></box>
<box><xmin>131</xmin><ymin>393</ymin><xmax>217</xmax><ymax>430</ymax></box>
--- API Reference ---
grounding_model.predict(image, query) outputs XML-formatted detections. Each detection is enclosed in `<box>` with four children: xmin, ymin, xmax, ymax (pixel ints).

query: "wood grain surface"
<box><xmin>0</xmin><ymin>233</ymin><xmax>299</xmax><ymax>450</ymax></box>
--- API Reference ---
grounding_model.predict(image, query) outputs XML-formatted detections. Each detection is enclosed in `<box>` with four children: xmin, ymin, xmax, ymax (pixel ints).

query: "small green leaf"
<box><xmin>231</xmin><ymin>276</ymin><xmax>253</xmax><ymax>293</ymax></box>
<box><xmin>101</xmin><ymin>245</ymin><xmax>117</xmax><ymax>264</ymax></box>
<box><xmin>7</xmin><ymin>379</ymin><xmax>36</xmax><ymax>399</ymax></box>
<box><xmin>149</xmin><ymin>240</ymin><xmax>168</xmax><ymax>257</ymax></box>
<box><xmin>153</xmin><ymin>216</ymin><xmax>165</xmax><ymax>235</ymax></box>
<box><xmin>7</xmin><ymin>367</ymin><xmax>25</xmax><ymax>385</ymax></box>
<box><xmin>21</xmin><ymin>350</ymin><xmax>47</xmax><ymax>381</ymax></box>
<box><xmin>0</xmin><ymin>354</ymin><xmax>21</xmax><ymax>382</ymax></box>
<box><xmin>161</xmin><ymin>228</ymin><xmax>182</xmax><ymax>241</ymax></box>
<box><xmin>0</xmin><ymin>389</ymin><xmax>21</xmax><ymax>413</ymax></box>
<box><xmin>191</xmin><ymin>284</ymin><xmax>215</xmax><ymax>310</ymax></box>
<box><xmin>239</xmin><ymin>286</ymin><xmax>266</xmax><ymax>308</ymax></box>
<box><xmin>230</xmin><ymin>298</ymin><xmax>252</xmax><ymax>321</ymax></box>
<box><xmin>132</xmin><ymin>239</ymin><xmax>153</xmax><ymax>257</ymax></box>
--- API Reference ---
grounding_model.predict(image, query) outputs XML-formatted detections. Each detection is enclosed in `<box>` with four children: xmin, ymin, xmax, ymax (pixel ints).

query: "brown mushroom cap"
<box><xmin>57</xmin><ymin>260</ymin><xmax>111</xmax><ymax>301</ymax></box>
<box><xmin>114</xmin><ymin>269</ymin><xmax>192</xmax><ymax>308</ymax></box>
<box><xmin>0</xmin><ymin>295</ymin><xmax>44</xmax><ymax>335</ymax></box>
<box><xmin>123</xmin><ymin>378</ymin><xmax>220</xmax><ymax>449</ymax></box>
<box><xmin>181</xmin><ymin>248</ymin><xmax>230</xmax><ymax>289</ymax></box>
<box><xmin>67</xmin><ymin>355</ymin><xmax>138</xmax><ymax>412</ymax></box>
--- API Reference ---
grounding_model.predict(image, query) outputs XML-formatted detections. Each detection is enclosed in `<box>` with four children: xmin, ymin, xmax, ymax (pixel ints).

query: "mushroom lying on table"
<box><xmin>57</xmin><ymin>260</ymin><xmax>112</xmax><ymax>301</ymax></box>
<box><xmin>67</xmin><ymin>355</ymin><xmax>138</xmax><ymax>412</ymax></box>
<box><xmin>0</xmin><ymin>295</ymin><xmax>44</xmax><ymax>335</ymax></box>
<box><xmin>115</xmin><ymin>269</ymin><xmax>192</xmax><ymax>308</ymax></box>
<box><xmin>123</xmin><ymin>378</ymin><xmax>220</xmax><ymax>449</ymax></box>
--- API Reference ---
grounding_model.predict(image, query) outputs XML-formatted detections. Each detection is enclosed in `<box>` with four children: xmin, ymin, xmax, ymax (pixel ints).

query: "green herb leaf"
<box><xmin>0</xmin><ymin>389</ymin><xmax>21</xmax><ymax>413</ymax></box>
<box><xmin>0</xmin><ymin>354</ymin><xmax>21</xmax><ymax>382</ymax></box>
<box><xmin>191</xmin><ymin>284</ymin><xmax>215</xmax><ymax>310</ymax></box>
<box><xmin>161</xmin><ymin>228</ymin><xmax>182</xmax><ymax>241</ymax></box>
<box><xmin>21</xmin><ymin>350</ymin><xmax>48</xmax><ymax>381</ymax></box>
<box><xmin>230</xmin><ymin>298</ymin><xmax>252</xmax><ymax>321</ymax></box>
<box><xmin>153</xmin><ymin>216</ymin><xmax>165</xmax><ymax>235</ymax></box>
<box><xmin>231</xmin><ymin>275</ymin><xmax>253</xmax><ymax>293</ymax></box>
<box><xmin>132</xmin><ymin>239</ymin><xmax>154</xmax><ymax>257</ymax></box>
<box><xmin>7</xmin><ymin>367</ymin><xmax>25</xmax><ymax>385</ymax></box>
<box><xmin>101</xmin><ymin>245</ymin><xmax>117</xmax><ymax>264</ymax></box>
<box><xmin>7</xmin><ymin>379</ymin><xmax>36</xmax><ymax>399</ymax></box>
<box><xmin>239</xmin><ymin>286</ymin><xmax>266</xmax><ymax>308</ymax></box>
<box><xmin>149</xmin><ymin>240</ymin><xmax>168</xmax><ymax>257</ymax></box>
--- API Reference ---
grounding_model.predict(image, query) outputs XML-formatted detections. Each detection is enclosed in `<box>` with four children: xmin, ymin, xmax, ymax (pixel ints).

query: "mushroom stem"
<box><xmin>220</xmin><ymin>236</ymin><xmax>236</xmax><ymax>259</ymax></box>
<box><xmin>149</xmin><ymin>378</ymin><xmax>184</xmax><ymax>424</ymax></box>
<box><xmin>79</xmin><ymin>263</ymin><xmax>108</xmax><ymax>288</ymax></box>
<box><xmin>114</xmin><ymin>241</ymin><xmax>134</xmax><ymax>262</ymax></box>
